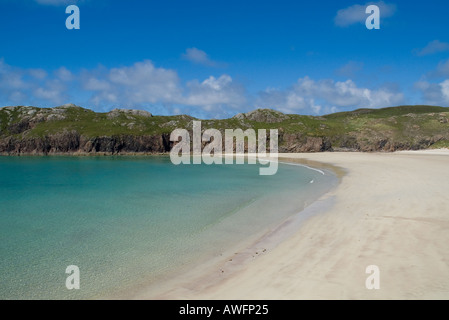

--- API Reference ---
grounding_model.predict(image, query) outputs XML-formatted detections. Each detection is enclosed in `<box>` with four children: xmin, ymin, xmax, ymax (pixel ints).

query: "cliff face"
<box><xmin>280</xmin><ymin>133</ymin><xmax>332</xmax><ymax>152</ymax></box>
<box><xmin>1</xmin><ymin>105</ymin><xmax>448</xmax><ymax>154</ymax></box>
<box><xmin>0</xmin><ymin>105</ymin><xmax>173</xmax><ymax>154</ymax></box>
<box><xmin>0</xmin><ymin>132</ymin><xmax>171</xmax><ymax>154</ymax></box>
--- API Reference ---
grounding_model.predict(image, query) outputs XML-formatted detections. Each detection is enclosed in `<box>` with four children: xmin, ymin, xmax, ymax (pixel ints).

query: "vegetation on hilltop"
<box><xmin>0</xmin><ymin>104</ymin><xmax>448</xmax><ymax>154</ymax></box>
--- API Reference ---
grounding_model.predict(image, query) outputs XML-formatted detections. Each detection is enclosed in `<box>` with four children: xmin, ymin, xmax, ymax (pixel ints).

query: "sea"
<box><xmin>0</xmin><ymin>156</ymin><xmax>337</xmax><ymax>299</ymax></box>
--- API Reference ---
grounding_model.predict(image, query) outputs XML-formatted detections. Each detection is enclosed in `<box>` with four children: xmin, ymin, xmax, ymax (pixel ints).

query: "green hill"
<box><xmin>0</xmin><ymin>104</ymin><xmax>448</xmax><ymax>154</ymax></box>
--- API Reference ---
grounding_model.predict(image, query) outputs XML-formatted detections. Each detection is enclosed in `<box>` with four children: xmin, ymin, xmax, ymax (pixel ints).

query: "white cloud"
<box><xmin>442</xmin><ymin>80</ymin><xmax>449</xmax><ymax>101</ymax></box>
<box><xmin>8</xmin><ymin>91</ymin><xmax>27</xmax><ymax>103</ymax></box>
<box><xmin>256</xmin><ymin>76</ymin><xmax>403</xmax><ymax>114</ymax></box>
<box><xmin>299</xmin><ymin>77</ymin><xmax>403</xmax><ymax>109</ymax></box>
<box><xmin>435</xmin><ymin>59</ymin><xmax>449</xmax><ymax>77</ymax></box>
<box><xmin>28</xmin><ymin>69</ymin><xmax>48</xmax><ymax>80</ymax></box>
<box><xmin>55</xmin><ymin>67</ymin><xmax>73</xmax><ymax>82</ymax></box>
<box><xmin>0</xmin><ymin>59</ymin><xmax>68</xmax><ymax>105</ymax></box>
<box><xmin>83</xmin><ymin>77</ymin><xmax>110</xmax><ymax>91</ymax></box>
<box><xmin>415</xmin><ymin>80</ymin><xmax>449</xmax><ymax>106</ymax></box>
<box><xmin>34</xmin><ymin>80</ymin><xmax>66</xmax><ymax>103</ymax></box>
<box><xmin>82</xmin><ymin>60</ymin><xmax>183</xmax><ymax>106</ymax></box>
<box><xmin>424</xmin><ymin>59</ymin><xmax>449</xmax><ymax>78</ymax></box>
<box><xmin>81</xmin><ymin>61</ymin><xmax>246</xmax><ymax>113</ymax></box>
<box><xmin>0</xmin><ymin>58</ymin><xmax>408</xmax><ymax>117</ymax></box>
<box><xmin>256</xmin><ymin>88</ymin><xmax>322</xmax><ymax>114</ymax></box>
<box><xmin>1</xmin><ymin>72</ymin><xmax>26</xmax><ymax>91</ymax></box>
<box><xmin>0</xmin><ymin>59</ymin><xmax>28</xmax><ymax>103</ymax></box>
<box><xmin>0</xmin><ymin>58</ymin><xmax>246</xmax><ymax>114</ymax></box>
<box><xmin>335</xmin><ymin>1</ymin><xmax>396</xmax><ymax>27</ymax></box>
<box><xmin>182</xmin><ymin>48</ymin><xmax>218</xmax><ymax>67</ymax></box>
<box><xmin>416</xmin><ymin>40</ymin><xmax>449</xmax><ymax>56</ymax></box>
<box><xmin>184</xmin><ymin>75</ymin><xmax>247</xmax><ymax>111</ymax></box>
<box><xmin>31</xmin><ymin>77</ymin><xmax>69</xmax><ymax>104</ymax></box>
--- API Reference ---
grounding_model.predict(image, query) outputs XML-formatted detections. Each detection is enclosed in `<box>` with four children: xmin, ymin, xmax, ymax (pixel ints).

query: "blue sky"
<box><xmin>1</xmin><ymin>0</ymin><xmax>449</xmax><ymax>118</ymax></box>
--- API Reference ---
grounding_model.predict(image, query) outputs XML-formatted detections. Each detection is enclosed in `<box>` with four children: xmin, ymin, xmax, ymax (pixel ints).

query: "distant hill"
<box><xmin>0</xmin><ymin>104</ymin><xmax>448</xmax><ymax>154</ymax></box>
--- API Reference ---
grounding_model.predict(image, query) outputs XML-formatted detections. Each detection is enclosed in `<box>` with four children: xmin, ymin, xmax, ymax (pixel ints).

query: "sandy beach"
<box><xmin>136</xmin><ymin>150</ymin><xmax>449</xmax><ymax>300</ymax></box>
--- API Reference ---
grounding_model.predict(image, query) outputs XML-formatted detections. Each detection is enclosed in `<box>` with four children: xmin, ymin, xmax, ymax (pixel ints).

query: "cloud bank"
<box><xmin>256</xmin><ymin>77</ymin><xmax>404</xmax><ymax>115</ymax></box>
<box><xmin>0</xmin><ymin>58</ymin><xmax>416</xmax><ymax>118</ymax></box>
<box><xmin>0</xmin><ymin>59</ymin><xmax>246</xmax><ymax>116</ymax></box>
<box><xmin>415</xmin><ymin>80</ymin><xmax>449</xmax><ymax>106</ymax></box>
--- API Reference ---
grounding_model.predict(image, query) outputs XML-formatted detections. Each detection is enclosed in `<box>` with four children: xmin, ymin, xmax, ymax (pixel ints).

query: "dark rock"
<box><xmin>8</xmin><ymin>120</ymin><xmax>31</xmax><ymax>134</ymax></box>
<box><xmin>280</xmin><ymin>133</ymin><xmax>332</xmax><ymax>152</ymax></box>
<box><xmin>0</xmin><ymin>133</ymin><xmax>171</xmax><ymax>155</ymax></box>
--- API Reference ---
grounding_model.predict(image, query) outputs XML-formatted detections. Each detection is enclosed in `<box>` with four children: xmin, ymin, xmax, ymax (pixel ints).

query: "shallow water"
<box><xmin>0</xmin><ymin>156</ymin><xmax>337</xmax><ymax>299</ymax></box>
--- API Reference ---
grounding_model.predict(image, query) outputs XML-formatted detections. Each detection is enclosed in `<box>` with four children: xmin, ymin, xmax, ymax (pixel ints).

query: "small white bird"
<box><xmin>310</xmin><ymin>180</ymin><xmax>314</xmax><ymax>184</ymax></box>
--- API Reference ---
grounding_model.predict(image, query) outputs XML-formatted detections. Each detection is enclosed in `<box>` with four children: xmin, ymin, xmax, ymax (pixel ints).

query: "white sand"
<box><xmin>137</xmin><ymin>150</ymin><xmax>449</xmax><ymax>300</ymax></box>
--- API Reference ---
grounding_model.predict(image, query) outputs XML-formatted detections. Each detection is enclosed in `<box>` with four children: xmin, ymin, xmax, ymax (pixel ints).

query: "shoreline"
<box><xmin>126</xmin><ymin>198</ymin><xmax>339</xmax><ymax>300</ymax></box>
<box><xmin>133</xmin><ymin>150</ymin><xmax>449</xmax><ymax>299</ymax></box>
<box><xmin>0</xmin><ymin>148</ymin><xmax>447</xmax><ymax>157</ymax></box>
<box><xmin>125</xmin><ymin>156</ymin><xmax>343</xmax><ymax>299</ymax></box>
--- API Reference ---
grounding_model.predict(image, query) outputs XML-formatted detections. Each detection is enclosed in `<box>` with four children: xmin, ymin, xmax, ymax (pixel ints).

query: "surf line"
<box><xmin>278</xmin><ymin>161</ymin><xmax>326</xmax><ymax>175</ymax></box>
<box><xmin>253</xmin><ymin>157</ymin><xmax>325</xmax><ymax>175</ymax></box>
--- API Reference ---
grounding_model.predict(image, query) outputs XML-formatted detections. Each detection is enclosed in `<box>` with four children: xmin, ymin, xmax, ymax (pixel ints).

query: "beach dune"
<box><xmin>139</xmin><ymin>151</ymin><xmax>449</xmax><ymax>300</ymax></box>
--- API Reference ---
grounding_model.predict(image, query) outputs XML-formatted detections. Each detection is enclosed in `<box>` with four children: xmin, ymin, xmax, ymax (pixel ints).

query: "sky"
<box><xmin>0</xmin><ymin>0</ymin><xmax>449</xmax><ymax>118</ymax></box>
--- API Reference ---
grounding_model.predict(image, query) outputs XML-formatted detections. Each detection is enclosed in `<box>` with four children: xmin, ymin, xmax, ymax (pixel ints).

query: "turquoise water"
<box><xmin>0</xmin><ymin>156</ymin><xmax>337</xmax><ymax>299</ymax></box>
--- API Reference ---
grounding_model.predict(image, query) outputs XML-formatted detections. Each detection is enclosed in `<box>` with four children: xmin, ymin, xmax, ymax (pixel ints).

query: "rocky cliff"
<box><xmin>1</xmin><ymin>104</ymin><xmax>448</xmax><ymax>154</ymax></box>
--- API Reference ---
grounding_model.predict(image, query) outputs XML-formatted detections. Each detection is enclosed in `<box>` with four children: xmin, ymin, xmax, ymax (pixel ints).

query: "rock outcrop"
<box><xmin>107</xmin><ymin>108</ymin><xmax>152</xmax><ymax>119</ymax></box>
<box><xmin>0</xmin><ymin>131</ymin><xmax>170</xmax><ymax>155</ymax></box>
<box><xmin>280</xmin><ymin>133</ymin><xmax>332</xmax><ymax>152</ymax></box>
<box><xmin>1</xmin><ymin>104</ymin><xmax>448</xmax><ymax>154</ymax></box>
<box><xmin>233</xmin><ymin>109</ymin><xmax>290</xmax><ymax>123</ymax></box>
